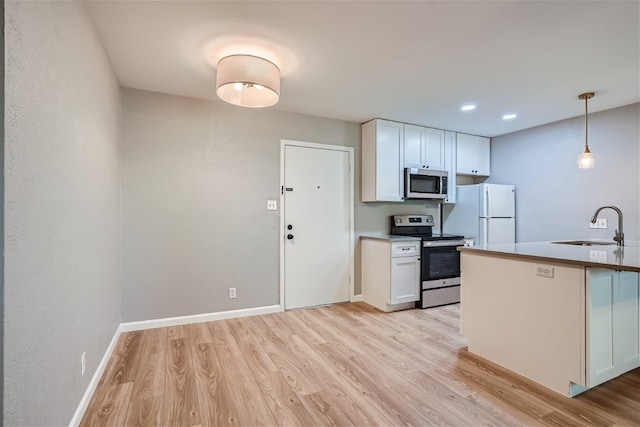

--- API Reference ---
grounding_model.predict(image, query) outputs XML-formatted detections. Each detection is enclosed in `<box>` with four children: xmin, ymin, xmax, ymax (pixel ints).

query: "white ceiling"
<box><xmin>86</xmin><ymin>0</ymin><xmax>640</xmax><ymax>137</ymax></box>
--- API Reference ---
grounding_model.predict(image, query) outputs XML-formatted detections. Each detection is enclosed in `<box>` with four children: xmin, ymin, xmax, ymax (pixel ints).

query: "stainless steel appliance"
<box><xmin>443</xmin><ymin>183</ymin><xmax>516</xmax><ymax>246</ymax></box>
<box><xmin>390</xmin><ymin>215</ymin><xmax>465</xmax><ymax>308</ymax></box>
<box><xmin>404</xmin><ymin>168</ymin><xmax>448</xmax><ymax>200</ymax></box>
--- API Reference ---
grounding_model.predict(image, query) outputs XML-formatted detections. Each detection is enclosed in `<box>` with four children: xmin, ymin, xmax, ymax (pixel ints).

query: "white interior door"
<box><xmin>282</xmin><ymin>141</ymin><xmax>353</xmax><ymax>310</ymax></box>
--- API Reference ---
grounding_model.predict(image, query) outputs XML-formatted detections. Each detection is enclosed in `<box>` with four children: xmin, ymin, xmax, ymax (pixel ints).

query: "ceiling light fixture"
<box><xmin>578</xmin><ymin>92</ymin><xmax>595</xmax><ymax>169</ymax></box>
<box><xmin>502</xmin><ymin>113</ymin><xmax>517</xmax><ymax>120</ymax></box>
<box><xmin>461</xmin><ymin>104</ymin><xmax>476</xmax><ymax>111</ymax></box>
<box><xmin>216</xmin><ymin>54</ymin><xmax>280</xmax><ymax>108</ymax></box>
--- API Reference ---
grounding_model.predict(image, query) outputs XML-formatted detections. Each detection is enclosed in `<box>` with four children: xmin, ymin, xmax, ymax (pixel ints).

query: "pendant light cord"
<box><xmin>584</xmin><ymin>96</ymin><xmax>589</xmax><ymax>150</ymax></box>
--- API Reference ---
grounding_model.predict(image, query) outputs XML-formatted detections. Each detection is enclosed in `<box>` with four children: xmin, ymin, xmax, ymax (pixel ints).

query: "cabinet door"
<box><xmin>404</xmin><ymin>124</ymin><xmax>424</xmax><ymax>168</ymax></box>
<box><xmin>423</xmin><ymin>127</ymin><xmax>445</xmax><ymax>170</ymax></box>
<box><xmin>457</xmin><ymin>133</ymin><xmax>490</xmax><ymax>176</ymax></box>
<box><xmin>390</xmin><ymin>256</ymin><xmax>420</xmax><ymax>304</ymax></box>
<box><xmin>376</xmin><ymin>121</ymin><xmax>404</xmax><ymax>201</ymax></box>
<box><xmin>362</xmin><ymin>119</ymin><xmax>404</xmax><ymax>202</ymax></box>
<box><xmin>588</xmin><ymin>269</ymin><xmax>640</xmax><ymax>387</ymax></box>
<box><xmin>587</xmin><ymin>269</ymin><xmax>616</xmax><ymax>387</ymax></box>
<box><xmin>443</xmin><ymin>131</ymin><xmax>457</xmax><ymax>204</ymax></box>
<box><xmin>614</xmin><ymin>271</ymin><xmax>640</xmax><ymax>372</ymax></box>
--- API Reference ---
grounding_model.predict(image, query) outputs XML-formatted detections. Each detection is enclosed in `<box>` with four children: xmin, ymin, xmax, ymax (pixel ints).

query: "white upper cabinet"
<box><xmin>443</xmin><ymin>131</ymin><xmax>457</xmax><ymax>204</ymax></box>
<box><xmin>457</xmin><ymin>133</ymin><xmax>490</xmax><ymax>176</ymax></box>
<box><xmin>403</xmin><ymin>124</ymin><xmax>445</xmax><ymax>170</ymax></box>
<box><xmin>362</xmin><ymin>119</ymin><xmax>404</xmax><ymax>202</ymax></box>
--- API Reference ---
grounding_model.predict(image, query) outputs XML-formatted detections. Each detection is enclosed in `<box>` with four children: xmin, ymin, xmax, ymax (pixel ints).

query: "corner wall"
<box><xmin>488</xmin><ymin>103</ymin><xmax>639</xmax><ymax>243</ymax></box>
<box><xmin>121</xmin><ymin>89</ymin><xmax>437</xmax><ymax>321</ymax></box>
<box><xmin>4</xmin><ymin>2</ymin><xmax>121</xmax><ymax>425</ymax></box>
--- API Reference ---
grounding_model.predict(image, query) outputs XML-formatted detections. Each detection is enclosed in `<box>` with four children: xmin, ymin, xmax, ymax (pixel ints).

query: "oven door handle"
<box><xmin>422</xmin><ymin>240</ymin><xmax>466</xmax><ymax>248</ymax></box>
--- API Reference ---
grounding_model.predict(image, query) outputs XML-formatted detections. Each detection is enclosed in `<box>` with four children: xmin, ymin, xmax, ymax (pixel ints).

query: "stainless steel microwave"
<box><xmin>404</xmin><ymin>168</ymin><xmax>448</xmax><ymax>199</ymax></box>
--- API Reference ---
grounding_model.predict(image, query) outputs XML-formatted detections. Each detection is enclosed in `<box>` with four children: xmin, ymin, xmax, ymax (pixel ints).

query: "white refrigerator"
<box><xmin>443</xmin><ymin>183</ymin><xmax>515</xmax><ymax>245</ymax></box>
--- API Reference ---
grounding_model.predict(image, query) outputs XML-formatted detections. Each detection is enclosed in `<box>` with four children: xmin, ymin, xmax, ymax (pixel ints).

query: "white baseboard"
<box><xmin>69</xmin><ymin>325</ymin><xmax>122</xmax><ymax>427</ymax></box>
<box><xmin>119</xmin><ymin>304</ymin><xmax>283</xmax><ymax>332</ymax></box>
<box><xmin>352</xmin><ymin>294</ymin><xmax>363</xmax><ymax>302</ymax></box>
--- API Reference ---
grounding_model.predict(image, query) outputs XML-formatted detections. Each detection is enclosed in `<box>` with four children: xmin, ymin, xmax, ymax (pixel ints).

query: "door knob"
<box><xmin>287</xmin><ymin>234</ymin><xmax>294</xmax><ymax>240</ymax></box>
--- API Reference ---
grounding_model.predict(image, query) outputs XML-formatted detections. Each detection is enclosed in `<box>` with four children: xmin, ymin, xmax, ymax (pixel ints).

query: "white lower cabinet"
<box><xmin>362</xmin><ymin>238</ymin><xmax>420</xmax><ymax>312</ymax></box>
<box><xmin>587</xmin><ymin>269</ymin><xmax>640</xmax><ymax>387</ymax></box>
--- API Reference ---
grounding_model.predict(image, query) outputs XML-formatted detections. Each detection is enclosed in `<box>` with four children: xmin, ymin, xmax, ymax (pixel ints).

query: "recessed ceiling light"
<box><xmin>461</xmin><ymin>104</ymin><xmax>476</xmax><ymax>111</ymax></box>
<box><xmin>502</xmin><ymin>113</ymin><xmax>517</xmax><ymax>120</ymax></box>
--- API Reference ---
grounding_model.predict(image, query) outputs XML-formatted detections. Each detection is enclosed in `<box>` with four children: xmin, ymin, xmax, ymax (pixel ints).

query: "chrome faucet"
<box><xmin>591</xmin><ymin>205</ymin><xmax>624</xmax><ymax>246</ymax></box>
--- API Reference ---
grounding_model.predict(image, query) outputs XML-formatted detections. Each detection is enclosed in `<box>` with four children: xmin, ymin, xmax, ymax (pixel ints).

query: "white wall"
<box><xmin>4</xmin><ymin>2</ymin><xmax>122</xmax><ymax>425</ymax></box>
<box><xmin>488</xmin><ymin>103</ymin><xmax>639</xmax><ymax>243</ymax></box>
<box><xmin>121</xmin><ymin>88</ymin><xmax>438</xmax><ymax>321</ymax></box>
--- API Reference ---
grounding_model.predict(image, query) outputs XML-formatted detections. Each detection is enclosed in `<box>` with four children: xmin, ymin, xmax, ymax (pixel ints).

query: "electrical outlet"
<box><xmin>266</xmin><ymin>200</ymin><xmax>277</xmax><ymax>211</ymax></box>
<box><xmin>81</xmin><ymin>352</ymin><xmax>86</xmax><ymax>377</ymax></box>
<box><xmin>228</xmin><ymin>287</ymin><xmax>237</xmax><ymax>299</ymax></box>
<box><xmin>535</xmin><ymin>265</ymin><xmax>554</xmax><ymax>278</ymax></box>
<box><xmin>590</xmin><ymin>218</ymin><xmax>607</xmax><ymax>229</ymax></box>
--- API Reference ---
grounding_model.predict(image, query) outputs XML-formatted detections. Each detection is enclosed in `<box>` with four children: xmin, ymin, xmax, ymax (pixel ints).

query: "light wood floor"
<box><xmin>81</xmin><ymin>302</ymin><xmax>640</xmax><ymax>426</ymax></box>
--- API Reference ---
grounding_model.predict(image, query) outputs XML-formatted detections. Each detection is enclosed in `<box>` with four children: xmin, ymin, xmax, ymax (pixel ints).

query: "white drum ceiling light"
<box><xmin>216</xmin><ymin>54</ymin><xmax>281</xmax><ymax>108</ymax></box>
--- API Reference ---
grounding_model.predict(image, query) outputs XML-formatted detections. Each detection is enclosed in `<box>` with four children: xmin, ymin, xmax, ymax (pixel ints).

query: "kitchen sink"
<box><xmin>551</xmin><ymin>240</ymin><xmax>616</xmax><ymax>246</ymax></box>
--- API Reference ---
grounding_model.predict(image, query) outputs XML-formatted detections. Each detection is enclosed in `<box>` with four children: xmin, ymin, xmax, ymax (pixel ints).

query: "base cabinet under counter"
<box><xmin>361</xmin><ymin>238</ymin><xmax>420</xmax><ymax>312</ymax></box>
<box><xmin>460</xmin><ymin>251</ymin><xmax>640</xmax><ymax>397</ymax></box>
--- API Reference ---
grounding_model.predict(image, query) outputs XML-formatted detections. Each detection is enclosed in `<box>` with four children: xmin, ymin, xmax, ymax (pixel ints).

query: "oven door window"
<box><xmin>410</xmin><ymin>175</ymin><xmax>440</xmax><ymax>194</ymax></box>
<box><xmin>422</xmin><ymin>247</ymin><xmax>460</xmax><ymax>280</ymax></box>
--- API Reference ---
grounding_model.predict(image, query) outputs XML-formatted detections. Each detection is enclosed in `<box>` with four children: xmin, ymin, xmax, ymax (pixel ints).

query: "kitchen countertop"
<box><xmin>360</xmin><ymin>234</ymin><xmax>421</xmax><ymax>243</ymax></box>
<box><xmin>458</xmin><ymin>240</ymin><xmax>640</xmax><ymax>273</ymax></box>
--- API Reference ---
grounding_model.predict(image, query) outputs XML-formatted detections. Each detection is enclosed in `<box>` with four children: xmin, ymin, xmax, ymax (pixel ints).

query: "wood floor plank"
<box><xmin>297</xmin><ymin>389</ymin><xmax>356</xmax><ymax>426</ymax></box>
<box><xmin>124</xmin><ymin>327</ymin><xmax>167</xmax><ymax>426</ymax></box>
<box><xmin>191</xmin><ymin>342</ymin><xmax>240</xmax><ymax>426</ymax></box>
<box><xmin>227</xmin><ymin>318</ymin><xmax>317</xmax><ymax>426</ymax></box>
<box><xmin>99</xmin><ymin>331</ymin><xmax>143</xmax><ymax>386</ymax></box>
<box><xmin>82</xmin><ymin>302</ymin><xmax>640</xmax><ymax>427</ymax></box>
<box><xmin>247</xmin><ymin>316</ymin><xmax>324</xmax><ymax>396</ymax></box>
<box><xmin>212</xmin><ymin>340</ymin><xmax>279</xmax><ymax>425</ymax></box>
<box><xmin>162</xmin><ymin>338</ymin><xmax>201</xmax><ymax>426</ymax></box>
<box><xmin>287</xmin><ymin>333</ymin><xmax>386</xmax><ymax>425</ymax></box>
<box><xmin>80</xmin><ymin>382</ymin><xmax>133</xmax><ymax>427</ymax></box>
<box><xmin>208</xmin><ymin>319</ymin><xmax>243</xmax><ymax>360</ymax></box>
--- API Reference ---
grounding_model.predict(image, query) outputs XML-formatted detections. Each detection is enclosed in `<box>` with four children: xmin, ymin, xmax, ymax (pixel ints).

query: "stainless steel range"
<box><xmin>390</xmin><ymin>215</ymin><xmax>466</xmax><ymax>308</ymax></box>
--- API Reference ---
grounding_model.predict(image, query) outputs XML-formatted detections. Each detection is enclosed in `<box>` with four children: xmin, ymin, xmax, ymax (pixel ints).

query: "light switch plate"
<box><xmin>267</xmin><ymin>200</ymin><xmax>277</xmax><ymax>211</ymax></box>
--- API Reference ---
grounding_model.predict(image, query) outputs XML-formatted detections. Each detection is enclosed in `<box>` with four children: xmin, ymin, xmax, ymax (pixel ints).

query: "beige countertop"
<box><xmin>360</xmin><ymin>234</ymin><xmax>421</xmax><ymax>243</ymax></box>
<box><xmin>458</xmin><ymin>239</ymin><xmax>640</xmax><ymax>273</ymax></box>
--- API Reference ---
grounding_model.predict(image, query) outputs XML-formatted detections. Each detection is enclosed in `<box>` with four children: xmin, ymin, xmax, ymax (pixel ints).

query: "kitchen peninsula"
<box><xmin>459</xmin><ymin>241</ymin><xmax>640</xmax><ymax>397</ymax></box>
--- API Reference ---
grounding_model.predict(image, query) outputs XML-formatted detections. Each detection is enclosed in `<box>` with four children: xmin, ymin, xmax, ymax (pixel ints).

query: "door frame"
<box><xmin>279</xmin><ymin>139</ymin><xmax>355</xmax><ymax>310</ymax></box>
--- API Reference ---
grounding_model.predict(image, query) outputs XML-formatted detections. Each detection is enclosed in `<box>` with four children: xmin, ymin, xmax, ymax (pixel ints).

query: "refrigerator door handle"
<box><xmin>486</xmin><ymin>216</ymin><xmax>490</xmax><ymax>244</ymax></box>
<box><xmin>486</xmin><ymin>188</ymin><xmax>491</xmax><ymax>218</ymax></box>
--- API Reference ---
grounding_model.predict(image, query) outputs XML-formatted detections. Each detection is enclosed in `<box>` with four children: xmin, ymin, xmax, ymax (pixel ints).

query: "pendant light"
<box><xmin>578</xmin><ymin>92</ymin><xmax>595</xmax><ymax>169</ymax></box>
<box><xmin>216</xmin><ymin>55</ymin><xmax>280</xmax><ymax>108</ymax></box>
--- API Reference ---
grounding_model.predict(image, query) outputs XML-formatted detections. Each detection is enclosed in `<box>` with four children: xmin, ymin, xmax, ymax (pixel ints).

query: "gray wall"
<box><xmin>4</xmin><ymin>2</ymin><xmax>122</xmax><ymax>425</ymax></box>
<box><xmin>121</xmin><ymin>88</ymin><xmax>437</xmax><ymax>321</ymax></box>
<box><xmin>488</xmin><ymin>103</ymin><xmax>639</xmax><ymax>243</ymax></box>
<box><xmin>1</xmin><ymin>1</ymin><xmax>5</xmax><ymax>424</ymax></box>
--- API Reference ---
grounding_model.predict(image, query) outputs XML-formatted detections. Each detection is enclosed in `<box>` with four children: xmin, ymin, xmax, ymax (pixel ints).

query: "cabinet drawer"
<box><xmin>392</xmin><ymin>242</ymin><xmax>420</xmax><ymax>257</ymax></box>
